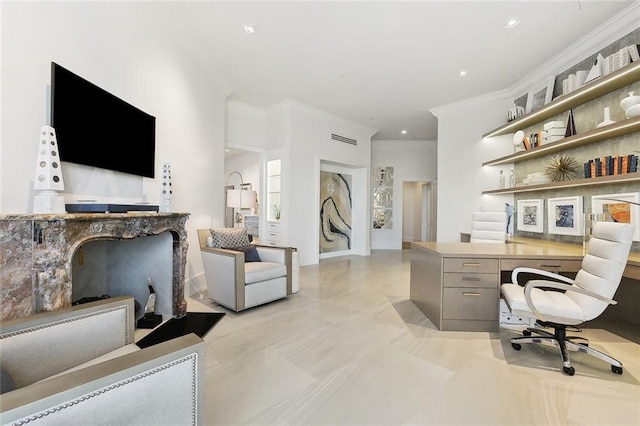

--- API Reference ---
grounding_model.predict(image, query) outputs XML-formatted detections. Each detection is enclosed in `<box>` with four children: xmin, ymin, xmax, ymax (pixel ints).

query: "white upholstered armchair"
<box><xmin>198</xmin><ymin>229</ymin><xmax>294</xmax><ymax>312</ymax></box>
<box><xmin>501</xmin><ymin>221</ymin><xmax>634</xmax><ymax>376</ymax></box>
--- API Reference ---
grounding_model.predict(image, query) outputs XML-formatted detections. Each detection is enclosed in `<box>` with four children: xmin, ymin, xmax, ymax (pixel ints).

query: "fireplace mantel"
<box><xmin>0</xmin><ymin>212</ymin><xmax>189</xmax><ymax>321</ymax></box>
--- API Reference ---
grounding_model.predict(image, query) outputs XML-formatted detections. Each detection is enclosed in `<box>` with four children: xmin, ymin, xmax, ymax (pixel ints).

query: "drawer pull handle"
<box><xmin>540</xmin><ymin>264</ymin><xmax>561</xmax><ymax>268</ymax></box>
<box><xmin>462</xmin><ymin>263</ymin><xmax>481</xmax><ymax>267</ymax></box>
<box><xmin>462</xmin><ymin>292</ymin><xmax>482</xmax><ymax>297</ymax></box>
<box><xmin>462</xmin><ymin>277</ymin><xmax>482</xmax><ymax>281</ymax></box>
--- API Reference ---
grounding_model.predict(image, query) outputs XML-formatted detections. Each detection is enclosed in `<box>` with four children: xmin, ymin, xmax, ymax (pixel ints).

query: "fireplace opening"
<box><xmin>71</xmin><ymin>232</ymin><xmax>173</xmax><ymax>322</ymax></box>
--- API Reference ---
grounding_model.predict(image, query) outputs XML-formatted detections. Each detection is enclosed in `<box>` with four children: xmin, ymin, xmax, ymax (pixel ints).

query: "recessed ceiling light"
<box><xmin>458</xmin><ymin>70</ymin><xmax>468</xmax><ymax>77</ymax></box>
<box><xmin>401</xmin><ymin>130</ymin><xmax>407</xmax><ymax>134</ymax></box>
<box><xmin>244</xmin><ymin>24</ymin><xmax>259</xmax><ymax>34</ymax></box>
<box><xmin>505</xmin><ymin>18</ymin><xmax>520</xmax><ymax>29</ymax></box>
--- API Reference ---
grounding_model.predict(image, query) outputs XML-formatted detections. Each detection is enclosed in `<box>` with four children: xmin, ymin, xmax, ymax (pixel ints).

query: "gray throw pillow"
<box><xmin>209</xmin><ymin>228</ymin><xmax>250</xmax><ymax>248</ymax></box>
<box><xmin>234</xmin><ymin>245</ymin><xmax>262</xmax><ymax>262</ymax></box>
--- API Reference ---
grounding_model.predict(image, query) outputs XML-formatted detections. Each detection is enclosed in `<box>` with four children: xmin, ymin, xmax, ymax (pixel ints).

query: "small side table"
<box><xmin>136</xmin><ymin>312</ymin><xmax>225</xmax><ymax>349</ymax></box>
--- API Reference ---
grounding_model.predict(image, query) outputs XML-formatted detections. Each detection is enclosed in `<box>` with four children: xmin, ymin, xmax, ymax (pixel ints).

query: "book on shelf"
<box><xmin>585</xmin><ymin>154</ymin><xmax>638</xmax><ymax>178</ymax></box>
<box><xmin>618</xmin><ymin>46</ymin><xmax>631</xmax><ymax>69</ymax></box>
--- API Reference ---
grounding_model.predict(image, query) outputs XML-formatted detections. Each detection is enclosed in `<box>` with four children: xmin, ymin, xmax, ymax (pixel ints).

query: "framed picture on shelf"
<box><xmin>517</xmin><ymin>199</ymin><xmax>544</xmax><ymax>233</ymax></box>
<box><xmin>526</xmin><ymin>76</ymin><xmax>555</xmax><ymax>112</ymax></box>
<box><xmin>547</xmin><ymin>196</ymin><xmax>583</xmax><ymax>236</ymax></box>
<box><xmin>513</xmin><ymin>92</ymin><xmax>528</xmax><ymax>110</ymax></box>
<box><xmin>591</xmin><ymin>192</ymin><xmax>640</xmax><ymax>241</ymax></box>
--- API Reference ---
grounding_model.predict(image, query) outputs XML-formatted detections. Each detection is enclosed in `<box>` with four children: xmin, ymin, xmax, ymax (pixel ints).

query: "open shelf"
<box><xmin>483</xmin><ymin>61</ymin><xmax>640</xmax><ymax>138</ymax></box>
<box><xmin>482</xmin><ymin>116</ymin><xmax>640</xmax><ymax>166</ymax></box>
<box><xmin>482</xmin><ymin>173</ymin><xmax>640</xmax><ymax>195</ymax></box>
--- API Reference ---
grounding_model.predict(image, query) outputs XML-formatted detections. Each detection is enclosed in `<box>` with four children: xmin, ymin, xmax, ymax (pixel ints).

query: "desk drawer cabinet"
<box><xmin>444</xmin><ymin>273</ymin><xmax>497</xmax><ymax>288</ymax></box>
<box><xmin>443</xmin><ymin>288</ymin><xmax>499</xmax><ymax>320</ymax></box>
<box><xmin>442</xmin><ymin>257</ymin><xmax>499</xmax><ymax>331</ymax></box>
<box><xmin>501</xmin><ymin>258</ymin><xmax>581</xmax><ymax>273</ymax></box>
<box><xmin>444</xmin><ymin>258</ymin><xmax>499</xmax><ymax>274</ymax></box>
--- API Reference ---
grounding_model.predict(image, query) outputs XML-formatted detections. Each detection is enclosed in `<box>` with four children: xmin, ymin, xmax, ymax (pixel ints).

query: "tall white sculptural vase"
<box><xmin>159</xmin><ymin>162</ymin><xmax>173</xmax><ymax>212</ymax></box>
<box><xmin>33</xmin><ymin>125</ymin><xmax>66</xmax><ymax>213</ymax></box>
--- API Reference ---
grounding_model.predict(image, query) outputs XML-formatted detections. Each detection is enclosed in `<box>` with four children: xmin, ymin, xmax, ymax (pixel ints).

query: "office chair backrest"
<box><xmin>573</xmin><ymin>221</ymin><xmax>634</xmax><ymax>320</ymax></box>
<box><xmin>470</xmin><ymin>212</ymin><xmax>507</xmax><ymax>243</ymax></box>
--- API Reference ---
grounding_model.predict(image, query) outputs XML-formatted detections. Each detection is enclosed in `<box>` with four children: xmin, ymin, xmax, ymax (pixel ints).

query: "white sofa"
<box><xmin>198</xmin><ymin>229</ymin><xmax>293</xmax><ymax>311</ymax></box>
<box><xmin>0</xmin><ymin>296</ymin><xmax>205</xmax><ymax>425</ymax></box>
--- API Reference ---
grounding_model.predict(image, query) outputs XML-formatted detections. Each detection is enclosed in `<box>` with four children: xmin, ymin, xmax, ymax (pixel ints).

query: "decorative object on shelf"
<box><xmin>547</xmin><ymin>196</ymin><xmax>584</xmax><ymax>236</ymax></box>
<box><xmin>273</xmin><ymin>205</ymin><xmax>281</xmax><ymax>220</ymax></box>
<box><xmin>506</xmin><ymin>104</ymin><xmax>525</xmax><ymax>122</ymax></box>
<box><xmin>159</xmin><ymin>162</ymin><xmax>173</xmax><ymax>212</ymax></box>
<box><xmin>516</xmin><ymin>199</ymin><xmax>544</xmax><ymax>233</ymax></box>
<box><xmin>543</xmin><ymin>120</ymin><xmax>565</xmax><ymax>144</ymax></box>
<box><xmin>591</xmin><ymin>192</ymin><xmax>640</xmax><ymax>241</ymax></box>
<box><xmin>625</xmin><ymin>103</ymin><xmax>640</xmax><ymax>118</ymax></box>
<box><xmin>620</xmin><ymin>91</ymin><xmax>640</xmax><ymax>113</ymax></box>
<box><xmin>499</xmin><ymin>170</ymin><xmax>505</xmax><ymax>189</ymax></box>
<box><xmin>33</xmin><ymin>125</ymin><xmax>66</xmax><ymax>214</ymax></box>
<box><xmin>564</xmin><ymin>109</ymin><xmax>577</xmax><ymax>138</ymax></box>
<box><xmin>545</xmin><ymin>154</ymin><xmax>580</xmax><ymax>182</ymax></box>
<box><xmin>526</xmin><ymin>76</ymin><xmax>555</xmax><ymax>112</ymax></box>
<box><xmin>584</xmin><ymin>53</ymin><xmax>604</xmax><ymax>84</ymax></box>
<box><xmin>508</xmin><ymin>168</ymin><xmax>515</xmax><ymax>188</ymax></box>
<box><xmin>225</xmin><ymin>171</ymin><xmax>257</xmax><ymax>227</ymax></box>
<box><xmin>505</xmin><ymin>203</ymin><xmax>514</xmax><ymax>236</ymax></box>
<box><xmin>512</xmin><ymin>130</ymin><xmax>524</xmax><ymax>150</ymax></box>
<box><xmin>596</xmin><ymin>107</ymin><xmax>616</xmax><ymax>128</ymax></box>
<box><xmin>521</xmin><ymin>172</ymin><xmax>550</xmax><ymax>186</ymax></box>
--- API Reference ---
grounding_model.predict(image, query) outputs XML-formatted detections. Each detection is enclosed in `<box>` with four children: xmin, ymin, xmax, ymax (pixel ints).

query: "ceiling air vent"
<box><xmin>331</xmin><ymin>133</ymin><xmax>357</xmax><ymax>146</ymax></box>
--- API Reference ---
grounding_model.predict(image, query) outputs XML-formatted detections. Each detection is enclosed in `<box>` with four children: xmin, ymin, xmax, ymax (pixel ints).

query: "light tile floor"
<box><xmin>187</xmin><ymin>250</ymin><xmax>640</xmax><ymax>425</ymax></box>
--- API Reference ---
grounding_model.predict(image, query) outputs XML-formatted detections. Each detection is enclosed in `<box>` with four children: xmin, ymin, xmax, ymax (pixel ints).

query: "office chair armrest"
<box><xmin>523</xmin><ymin>280</ymin><xmax>618</xmax><ymax>319</ymax></box>
<box><xmin>511</xmin><ymin>267</ymin><xmax>576</xmax><ymax>287</ymax></box>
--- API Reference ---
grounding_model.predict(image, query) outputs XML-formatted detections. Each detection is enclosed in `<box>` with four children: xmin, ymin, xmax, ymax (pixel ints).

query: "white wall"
<box><xmin>371</xmin><ymin>140</ymin><xmax>437</xmax><ymax>249</ymax></box>
<box><xmin>430</xmin><ymin>94</ymin><xmax>513</xmax><ymax>242</ymax></box>
<box><xmin>288</xmin><ymin>101</ymin><xmax>375</xmax><ymax>266</ymax></box>
<box><xmin>1</xmin><ymin>2</ymin><xmax>228</xmax><ymax>295</ymax></box>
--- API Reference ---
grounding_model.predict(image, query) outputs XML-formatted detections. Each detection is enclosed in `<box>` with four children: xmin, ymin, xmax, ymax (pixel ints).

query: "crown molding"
<box><xmin>372</xmin><ymin>140</ymin><xmax>436</xmax><ymax>148</ymax></box>
<box><xmin>430</xmin><ymin>89</ymin><xmax>511</xmax><ymax>118</ymax></box>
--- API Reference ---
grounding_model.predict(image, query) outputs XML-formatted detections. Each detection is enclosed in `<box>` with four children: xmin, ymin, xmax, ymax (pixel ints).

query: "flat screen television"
<box><xmin>51</xmin><ymin>62</ymin><xmax>156</xmax><ymax>178</ymax></box>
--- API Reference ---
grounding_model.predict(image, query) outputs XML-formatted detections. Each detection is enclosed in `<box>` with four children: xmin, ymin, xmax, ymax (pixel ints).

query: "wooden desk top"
<box><xmin>412</xmin><ymin>238</ymin><xmax>640</xmax><ymax>278</ymax></box>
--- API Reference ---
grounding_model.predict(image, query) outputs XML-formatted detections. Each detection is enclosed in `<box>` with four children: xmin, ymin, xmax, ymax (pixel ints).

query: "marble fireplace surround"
<box><xmin>0</xmin><ymin>212</ymin><xmax>189</xmax><ymax>321</ymax></box>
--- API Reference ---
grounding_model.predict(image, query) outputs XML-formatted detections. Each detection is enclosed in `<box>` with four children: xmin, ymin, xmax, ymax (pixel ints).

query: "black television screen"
<box><xmin>51</xmin><ymin>62</ymin><xmax>156</xmax><ymax>178</ymax></box>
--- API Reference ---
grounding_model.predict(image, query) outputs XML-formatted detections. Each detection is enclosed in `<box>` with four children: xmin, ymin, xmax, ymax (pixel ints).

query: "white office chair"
<box><xmin>470</xmin><ymin>211</ymin><xmax>507</xmax><ymax>243</ymax></box>
<box><xmin>501</xmin><ymin>221</ymin><xmax>634</xmax><ymax>376</ymax></box>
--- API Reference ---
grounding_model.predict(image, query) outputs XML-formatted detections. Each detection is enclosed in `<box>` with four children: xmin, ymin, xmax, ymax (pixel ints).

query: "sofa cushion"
<box><xmin>235</xmin><ymin>245</ymin><xmax>262</xmax><ymax>262</ymax></box>
<box><xmin>245</xmin><ymin>262</ymin><xmax>287</xmax><ymax>284</ymax></box>
<box><xmin>209</xmin><ymin>227</ymin><xmax>251</xmax><ymax>248</ymax></box>
<box><xmin>41</xmin><ymin>344</ymin><xmax>141</xmax><ymax>381</ymax></box>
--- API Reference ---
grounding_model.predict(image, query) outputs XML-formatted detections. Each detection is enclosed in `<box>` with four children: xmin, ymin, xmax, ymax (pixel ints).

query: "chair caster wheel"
<box><xmin>522</xmin><ymin>329</ymin><xmax>532</xmax><ymax>337</ymax></box>
<box><xmin>563</xmin><ymin>366</ymin><xmax>575</xmax><ymax>376</ymax></box>
<box><xmin>611</xmin><ymin>365</ymin><xmax>623</xmax><ymax>374</ymax></box>
<box><xmin>511</xmin><ymin>342</ymin><xmax>521</xmax><ymax>351</ymax></box>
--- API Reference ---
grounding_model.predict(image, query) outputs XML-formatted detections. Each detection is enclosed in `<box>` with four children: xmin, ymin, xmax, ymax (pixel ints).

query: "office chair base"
<box><xmin>510</xmin><ymin>325</ymin><xmax>623</xmax><ymax>376</ymax></box>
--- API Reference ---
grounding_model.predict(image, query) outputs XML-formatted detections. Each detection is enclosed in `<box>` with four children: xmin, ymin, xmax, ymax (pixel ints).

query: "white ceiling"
<box><xmin>152</xmin><ymin>1</ymin><xmax>635</xmax><ymax>141</ymax></box>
